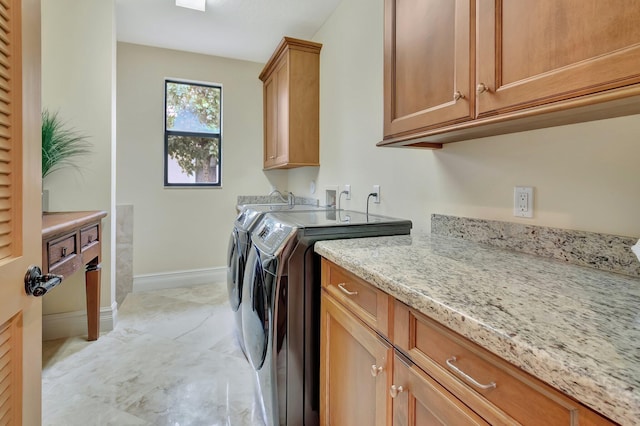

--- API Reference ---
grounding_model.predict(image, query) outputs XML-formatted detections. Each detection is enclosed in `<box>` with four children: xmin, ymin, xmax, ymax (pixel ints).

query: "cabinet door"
<box><xmin>391</xmin><ymin>354</ymin><xmax>488</xmax><ymax>426</ymax></box>
<box><xmin>263</xmin><ymin>58</ymin><xmax>289</xmax><ymax>168</ymax></box>
<box><xmin>476</xmin><ymin>0</ymin><xmax>640</xmax><ymax>116</ymax></box>
<box><xmin>275</xmin><ymin>56</ymin><xmax>289</xmax><ymax>165</ymax></box>
<box><xmin>384</xmin><ymin>0</ymin><xmax>473</xmax><ymax>138</ymax></box>
<box><xmin>320</xmin><ymin>291</ymin><xmax>391</xmax><ymax>426</ymax></box>
<box><xmin>263</xmin><ymin>72</ymin><xmax>278</xmax><ymax>168</ymax></box>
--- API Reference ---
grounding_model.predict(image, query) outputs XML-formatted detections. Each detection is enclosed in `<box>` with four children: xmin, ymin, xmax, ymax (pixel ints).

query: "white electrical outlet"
<box><xmin>514</xmin><ymin>186</ymin><xmax>533</xmax><ymax>218</ymax></box>
<box><xmin>344</xmin><ymin>184</ymin><xmax>351</xmax><ymax>200</ymax></box>
<box><xmin>373</xmin><ymin>185</ymin><xmax>380</xmax><ymax>204</ymax></box>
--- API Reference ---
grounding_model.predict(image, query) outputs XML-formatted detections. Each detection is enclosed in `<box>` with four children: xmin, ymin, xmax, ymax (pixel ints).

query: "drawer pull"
<box><xmin>61</xmin><ymin>247</ymin><xmax>67</xmax><ymax>257</ymax></box>
<box><xmin>446</xmin><ymin>356</ymin><xmax>496</xmax><ymax>390</ymax></box>
<box><xmin>371</xmin><ymin>364</ymin><xmax>383</xmax><ymax>377</ymax></box>
<box><xmin>389</xmin><ymin>384</ymin><xmax>404</xmax><ymax>398</ymax></box>
<box><xmin>337</xmin><ymin>283</ymin><xmax>358</xmax><ymax>296</ymax></box>
<box><xmin>87</xmin><ymin>235</ymin><xmax>92</xmax><ymax>243</ymax></box>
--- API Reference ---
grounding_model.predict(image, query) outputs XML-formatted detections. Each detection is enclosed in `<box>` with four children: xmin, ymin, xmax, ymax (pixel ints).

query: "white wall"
<box><xmin>116</xmin><ymin>43</ymin><xmax>285</xmax><ymax>276</ymax></box>
<box><xmin>118</xmin><ymin>0</ymin><xmax>640</xmax><ymax>280</ymax></box>
<box><xmin>41</xmin><ymin>0</ymin><xmax>116</xmax><ymax>315</ymax></box>
<box><xmin>288</xmin><ymin>0</ymin><xmax>640</xmax><ymax>239</ymax></box>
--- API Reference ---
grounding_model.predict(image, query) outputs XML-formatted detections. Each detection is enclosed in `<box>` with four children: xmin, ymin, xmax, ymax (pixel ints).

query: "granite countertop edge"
<box><xmin>315</xmin><ymin>233</ymin><xmax>640</xmax><ymax>425</ymax></box>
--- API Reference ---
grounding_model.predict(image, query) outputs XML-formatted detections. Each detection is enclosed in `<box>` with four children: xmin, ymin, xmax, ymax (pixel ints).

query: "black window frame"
<box><xmin>164</xmin><ymin>79</ymin><xmax>222</xmax><ymax>187</ymax></box>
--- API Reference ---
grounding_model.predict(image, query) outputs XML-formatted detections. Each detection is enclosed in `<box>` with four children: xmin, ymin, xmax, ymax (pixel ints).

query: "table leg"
<box><xmin>85</xmin><ymin>263</ymin><xmax>102</xmax><ymax>341</ymax></box>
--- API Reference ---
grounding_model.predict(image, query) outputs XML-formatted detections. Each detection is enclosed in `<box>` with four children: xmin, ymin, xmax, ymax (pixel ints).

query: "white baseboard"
<box><xmin>43</xmin><ymin>301</ymin><xmax>118</xmax><ymax>341</ymax></box>
<box><xmin>132</xmin><ymin>267</ymin><xmax>226</xmax><ymax>293</ymax></box>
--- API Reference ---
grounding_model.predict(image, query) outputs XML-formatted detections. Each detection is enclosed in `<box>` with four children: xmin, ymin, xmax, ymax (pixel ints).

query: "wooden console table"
<box><xmin>42</xmin><ymin>211</ymin><xmax>108</xmax><ymax>341</ymax></box>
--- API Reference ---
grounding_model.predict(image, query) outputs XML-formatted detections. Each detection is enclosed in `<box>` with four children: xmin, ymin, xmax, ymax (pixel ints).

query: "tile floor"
<box><xmin>42</xmin><ymin>282</ymin><xmax>265</xmax><ymax>426</ymax></box>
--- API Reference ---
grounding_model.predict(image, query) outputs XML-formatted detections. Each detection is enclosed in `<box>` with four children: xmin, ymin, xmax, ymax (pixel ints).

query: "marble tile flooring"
<box><xmin>42</xmin><ymin>283</ymin><xmax>265</xmax><ymax>426</ymax></box>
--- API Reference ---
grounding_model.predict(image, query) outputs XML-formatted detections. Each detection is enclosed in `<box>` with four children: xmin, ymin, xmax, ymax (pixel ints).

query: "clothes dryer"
<box><xmin>241</xmin><ymin>210</ymin><xmax>412</xmax><ymax>425</ymax></box>
<box><xmin>226</xmin><ymin>204</ymin><xmax>332</xmax><ymax>355</ymax></box>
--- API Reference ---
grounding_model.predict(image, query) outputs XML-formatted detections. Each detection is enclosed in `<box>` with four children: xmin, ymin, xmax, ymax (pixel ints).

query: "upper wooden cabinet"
<box><xmin>384</xmin><ymin>0</ymin><xmax>474</xmax><ymax>145</ymax></box>
<box><xmin>381</xmin><ymin>0</ymin><xmax>640</xmax><ymax>148</ymax></box>
<box><xmin>259</xmin><ymin>37</ymin><xmax>322</xmax><ymax>169</ymax></box>
<box><xmin>476</xmin><ymin>0</ymin><xmax>640</xmax><ymax>116</ymax></box>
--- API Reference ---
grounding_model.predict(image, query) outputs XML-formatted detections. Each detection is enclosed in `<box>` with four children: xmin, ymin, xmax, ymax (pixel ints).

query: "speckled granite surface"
<box><xmin>315</xmin><ymin>233</ymin><xmax>640</xmax><ymax>425</ymax></box>
<box><xmin>236</xmin><ymin>195</ymin><xmax>318</xmax><ymax>206</ymax></box>
<box><xmin>432</xmin><ymin>214</ymin><xmax>640</xmax><ymax>278</ymax></box>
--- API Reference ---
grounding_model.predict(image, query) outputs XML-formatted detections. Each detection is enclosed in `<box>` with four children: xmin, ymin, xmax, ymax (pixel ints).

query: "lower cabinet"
<box><xmin>320</xmin><ymin>258</ymin><xmax>616</xmax><ymax>426</ymax></box>
<box><xmin>321</xmin><ymin>289</ymin><xmax>486</xmax><ymax>426</ymax></box>
<box><xmin>320</xmin><ymin>291</ymin><xmax>391</xmax><ymax>426</ymax></box>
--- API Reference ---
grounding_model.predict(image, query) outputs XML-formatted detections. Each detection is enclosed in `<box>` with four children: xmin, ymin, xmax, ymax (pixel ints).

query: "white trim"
<box><xmin>43</xmin><ymin>301</ymin><xmax>118</xmax><ymax>341</ymax></box>
<box><xmin>133</xmin><ymin>267</ymin><xmax>225</xmax><ymax>292</ymax></box>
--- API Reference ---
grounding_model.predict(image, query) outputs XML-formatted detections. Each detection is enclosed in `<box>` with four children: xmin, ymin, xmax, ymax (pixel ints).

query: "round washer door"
<box><xmin>241</xmin><ymin>246</ymin><xmax>274</xmax><ymax>370</ymax></box>
<box><xmin>226</xmin><ymin>229</ymin><xmax>241</xmax><ymax>311</ymax></box>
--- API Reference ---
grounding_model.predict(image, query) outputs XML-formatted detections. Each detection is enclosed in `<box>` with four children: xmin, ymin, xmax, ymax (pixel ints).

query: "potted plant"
<box><xmin>41</xmin><ymin>109</ymin><xmax>91</xmax><ymax>211</ymax></box>
<box><xmin>42</xmin><ymin>109</ymin><xmax>91</xmax><ymax>179</ymax></box>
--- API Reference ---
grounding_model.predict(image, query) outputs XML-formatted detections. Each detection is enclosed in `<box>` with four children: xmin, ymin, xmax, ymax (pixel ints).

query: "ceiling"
<box><xmin>115</xmin><ymin>0</ymin><xmax>343</xmax><ymax>63</ymax></box>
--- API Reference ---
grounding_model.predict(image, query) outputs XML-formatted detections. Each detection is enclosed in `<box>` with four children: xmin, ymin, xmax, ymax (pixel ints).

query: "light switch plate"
<box><xmin>514</xmin><ymin>186</ymin><xmax>533</xmax><ymax>218</ymax></box>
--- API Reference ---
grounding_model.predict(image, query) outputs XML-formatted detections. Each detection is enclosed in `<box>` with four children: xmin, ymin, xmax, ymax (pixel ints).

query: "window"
<box><xmin>164</xmin><ymin>79</ymin><xmax>222</xmax><ymax>186</ymax></box>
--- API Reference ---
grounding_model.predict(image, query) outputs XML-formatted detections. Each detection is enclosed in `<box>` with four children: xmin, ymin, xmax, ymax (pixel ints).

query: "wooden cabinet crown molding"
<box><xmin>259</xmin><ymin>36</ymin><xmax>322</xmax><ymax>82</ymax></box>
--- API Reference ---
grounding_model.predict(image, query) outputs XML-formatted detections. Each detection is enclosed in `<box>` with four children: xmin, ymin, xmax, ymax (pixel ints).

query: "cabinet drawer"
<box><xmin>321</xmin><ymin>259</ymin><xmax>390</xmax><ymax>336</ymax></box>
<box><xmin>80</xmin><ymin>225</ymin><xmax>99</xmax><ymax>250</ymax></box>
<box><xmin>393</xmin><ymin>352</ymin><xmax>489</xmax><ymax>426</ymax></box>
<box><xmin>394</xmin><ymin>301</ymin><xmax>595</xmax><ymax>425</ymax></box>
<box><xmin>48</xmin><ymin>233</ymin><xmax>77</xmax><ymax>268</ymax></box>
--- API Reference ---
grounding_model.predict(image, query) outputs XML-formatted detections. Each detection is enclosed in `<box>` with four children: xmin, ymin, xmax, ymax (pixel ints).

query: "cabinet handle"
<box><xmin>453</xmin><ymin>90</ymin><xmax>464</xmax><ymax>101</ymax></box>
<box><xmin>337</xmin><ymin>283</ymin><xmax>358</xmax><ymax>296</ymax></box>
<box><xmin>389</xmin><ymin>384</ymin><xmax>404</xmax><ymax>398</ymax></box>
<box><xmin>269</xmin><ymin>156</ymin><xmax>276</xmax><ymax>159</ymax></box>
<box><xmin>446</xmin><ymin>356</ymin><xmax>496</xmax><ymax>390</ymax></box>
<box><xmin>476</xmin><ymin>83</ymin><xmax>489</xmax><ymax>94</ymax></box>
<box><xmin>371</xmin><ymin>364</ymin><xmax>383</xmax><ymax>377</ymax></box>
<box><xmin>61</xmin><ymin>247</ymin><xmax>67</xmax><ymax>257</ymax></box>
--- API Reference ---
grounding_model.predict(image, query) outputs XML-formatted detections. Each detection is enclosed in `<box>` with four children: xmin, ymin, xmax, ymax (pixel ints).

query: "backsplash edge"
<box><xmin>431</xmin><ymin>214</ymin><xmax>640</xmax><ymax>278</ymax></box>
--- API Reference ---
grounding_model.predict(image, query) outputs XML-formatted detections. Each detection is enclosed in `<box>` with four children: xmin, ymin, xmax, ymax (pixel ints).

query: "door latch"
<box><xmin>24</xmin><ymin>265</ymin><xmax>63</xmax><ymax>297</ymax></box>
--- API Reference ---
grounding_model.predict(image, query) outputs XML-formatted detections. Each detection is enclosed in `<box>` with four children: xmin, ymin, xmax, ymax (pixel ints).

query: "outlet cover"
<box><xmin>514</xmin><ymin>186</ymin><xmax>533</xmax><ymax>218</ymax></box>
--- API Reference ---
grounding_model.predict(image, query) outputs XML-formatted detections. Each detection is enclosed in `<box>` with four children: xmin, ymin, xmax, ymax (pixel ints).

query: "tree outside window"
<box><xmin>164</xmin><ymin>80</ymin><xmax>222</xmax><ymax>186</ymax></box>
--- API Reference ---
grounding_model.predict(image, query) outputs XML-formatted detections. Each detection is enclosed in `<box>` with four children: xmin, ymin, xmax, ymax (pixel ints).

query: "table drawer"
<box><xmin>48</xmin><ymin>233</ymin><xmax>77</xmax><ymax>267</ymax></box>
<box><xmin>321</xmin><ymin>259</ymin><xmax>390</xmax><ymax>336</ymax></box>
<box><xmin>394</xmin><ymin>301</ymin><xmax>587</xmax><ymax>425</ymax></box>
<box><xmin>80</xmin><ymin>224</ymin><xmax>99</xmax><ymax>250</ymax></box>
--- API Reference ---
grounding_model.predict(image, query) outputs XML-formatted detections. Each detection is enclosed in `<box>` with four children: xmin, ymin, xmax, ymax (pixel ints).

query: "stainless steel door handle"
<box><xmin>24</xmin><ymin>265</ymin><xmax>63</xmax><ymax>297</ymax></box>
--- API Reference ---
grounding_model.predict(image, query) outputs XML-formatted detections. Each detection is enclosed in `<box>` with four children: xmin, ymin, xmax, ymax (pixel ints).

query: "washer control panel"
<box><xmin>253</xmin><ymin>216</ymin><xmax>297</xmax><ymax>255</ymax></box>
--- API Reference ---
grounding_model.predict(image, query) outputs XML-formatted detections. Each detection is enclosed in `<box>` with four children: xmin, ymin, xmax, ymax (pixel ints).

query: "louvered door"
<box><xmin>0</xmin><ymin>0</ymin><xmax>42</xmax><ymax>425</ymax></box>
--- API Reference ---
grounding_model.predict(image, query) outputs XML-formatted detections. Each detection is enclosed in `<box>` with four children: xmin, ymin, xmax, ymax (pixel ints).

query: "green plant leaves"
<box><xmin>41</xmin><ymin>109</ymin><xmax>92</xmax><ymax>179</ymax></box>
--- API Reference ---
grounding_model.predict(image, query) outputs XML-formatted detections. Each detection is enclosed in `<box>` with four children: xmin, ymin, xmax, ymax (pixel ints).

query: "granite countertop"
<box><xmin>315</xmin><ymin>232</ymin><xmax>640</xmax><ymax>425</ymax></box>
